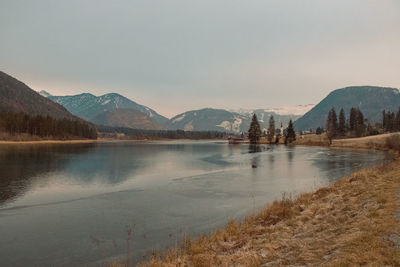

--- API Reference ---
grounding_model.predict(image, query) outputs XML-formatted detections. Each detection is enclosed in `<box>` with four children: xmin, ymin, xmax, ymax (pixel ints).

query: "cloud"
<box><xmin>1</xmin><ymin>0</ymin><xmax>399</xmax><ymax>117</ymax></box>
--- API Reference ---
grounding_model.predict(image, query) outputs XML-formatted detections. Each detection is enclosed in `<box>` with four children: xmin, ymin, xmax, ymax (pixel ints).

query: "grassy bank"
<box><xmin>294</xmin><ymin>132</ymin><xmax>400</xmax><ymax>151</ymax></box>
<box><xmin>129</xmin><ymin>134</ymin><xmax>400</xmax><ymax>266</ymax></box>
<box><xmin>139</xmin><ymin>158</ymin><xmax>400</xmax><ymax>266</ymax></box>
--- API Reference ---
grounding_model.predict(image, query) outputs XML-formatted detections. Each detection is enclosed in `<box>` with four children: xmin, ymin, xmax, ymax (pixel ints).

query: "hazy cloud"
<box><xmin>1</xmin><ymin>0</ymin><xmax>399</xmax><ymax>117</ymax></box>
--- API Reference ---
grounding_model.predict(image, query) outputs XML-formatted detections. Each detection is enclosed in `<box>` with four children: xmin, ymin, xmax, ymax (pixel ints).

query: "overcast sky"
<box><xmin>1</xmin><ymin>0</ymin><xmax>400</xmax><ymax>118</ymax></box>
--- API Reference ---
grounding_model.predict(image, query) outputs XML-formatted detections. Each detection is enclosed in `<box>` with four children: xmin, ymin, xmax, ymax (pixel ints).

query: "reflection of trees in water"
<box><xmin>0</xmin><ymin>144</ymin><xmax>96</xmax><ymax>205</ymax></box>
<box><xmin>62</xmin><ymin>143</ymin><xmax>167</xmax><ymax>184</ymax></box>
<box><xmin>248</xmin><ymin>145</ymin><xmax>262</xmax><ymax>168</ymax></box>
<box><xmin>0</xmin><ymin>142</ymin><xmax>230</xmax><ymax>206</ymax></box>
<box><xmin>286</xmin><ymin>147</ymin><xmax>294</xmax><ymax>163</ymax></box>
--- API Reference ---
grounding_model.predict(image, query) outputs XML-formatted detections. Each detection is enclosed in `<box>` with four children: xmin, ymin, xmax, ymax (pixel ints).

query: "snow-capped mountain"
<box><xmin>231</xmin><ymin>104</ymin><xmax>314</xmax><ymax>117</ymax></box>
<box><xmin>167</xmin><ymin>108</ymin><xmax>301</xmax><ymax>133</ymax></box>
<box><xmin>263</xmin><ymin>104</ymin><xmax>315</xmax><ymax>116</ymax></box>
<box><xmin>167</xmin><ymin>108</ymin><xmax>250</xmax><ymax>133</ymax></box>
<box><xmin>229</xmin><ymin>107</ymin><xmax>310</xmax><ymax>131</ymax></box>
<box><xmin>40</xmin><ymin>90</ymin><xmax>168</xmax><ymax>128</ymax></box>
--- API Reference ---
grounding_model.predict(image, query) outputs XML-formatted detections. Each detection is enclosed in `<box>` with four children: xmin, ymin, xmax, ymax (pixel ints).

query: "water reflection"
<box><xmin>0</xmin><ymin>142</ymin><xmax>392</xmax><ymax>267</ymax></box>
<box><xmin>0</xmin><ymin>144</ymin><xmax>96</xmax><ymax>205</ymax></box>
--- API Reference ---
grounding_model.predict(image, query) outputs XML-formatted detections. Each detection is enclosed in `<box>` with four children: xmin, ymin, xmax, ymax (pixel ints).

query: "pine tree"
<box><xmin>349</xmin><ymin>107</ymin><xmax>357</xmax><ymax>131</ymax></box>
<box><xmin>248</xmin><ymin>114</ymin><xmax>261</xmax><ymax>144</ymax></box>
<box><xmin>267</xmin><ymin>115</ymin><xmax>275</xmax><ymax>144</ymax></box>
<box><xmin>382</xmin><ymin>110</ymin><xmax>387</xmax><ymax>131</ymax></box>
<box><xmin>338</xmin><ymin>108</ymin><xmax>346</xmax><ymax>137</ymax></box>
<box><xmin>284</xmin><ymin>120</ymin><xmax>296</xmax><ymax>144</ymax></box>
<box><xmin>326</xmin><ymin>108</ymin><xmax>338</xmax><ymax>144</ymax></box>
<box><xmin>355</xmin><ymin>109</ymin><xmax>365</xmax><ymax>137</ymax></box>
<box><xmin>396</xmin><ymin>108</ymin><xmax>400</xmax><ymax>131</ymax></box>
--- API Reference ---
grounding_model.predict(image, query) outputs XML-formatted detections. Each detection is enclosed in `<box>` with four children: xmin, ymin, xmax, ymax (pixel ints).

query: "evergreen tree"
<box><xmin>284</xmin><ymin>120</ymin><xmax>296</xmax><ymax>144</ymax></box>
<box><xmin>267</xmin><ymin>115</ymin><xmax>275</xmax><ymax>144</ymax></box>
<box><xmin>355</xmin><ymin>109</ymin><xmax>365</xmax><ymax>137</ymax></box>
<box><xmin>382</xmin><ymin>110</ymin><xmax>387</xmax><ymax>131</ymax></box>
<box><xmin>326</xmin><ymin>108</ymin><xmax>338</xmax><ymax>144</ymax></box>
<box><xmin>383</xmin><ymin>111</ymin><xmax>396</xmax><ymax>132</ymax></box>
<box><xmin>0</xmin><ymin>111</ymin><xmax>97</xmax><ymax>140</ymax></box>
<box><xmin>248</xmin><ymin>114</ymin><xmax>261</xmax><ymax>144</ymax></box>
<box><xmin>338</xmin><ymin>108</ymin><xmax>346</xmax><ymax>137</ymax></box>
<box><xmin>349</xmin><ymin>107</ymin><xmax>357</xmax><ymax>131</ymax></box>
<box><xmin>396</xmin><ymin>108</ymin><xmax>400</xmax><ymax>131</ymax></box>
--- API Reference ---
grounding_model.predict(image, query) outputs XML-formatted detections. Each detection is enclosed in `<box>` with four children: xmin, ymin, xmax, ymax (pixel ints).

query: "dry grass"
<box><xmin>293</xmin><ymin>134</ymin><xmax>330</xmax><ymax>147</ymax></box>
<box><xmin>138</xmin><ymin>158</ymin><xmax>400</xmax><ymax>266</ymax></box>
<box><xmin>294</xmin><ymin>132</ymin><xmax>400</xmax><ymax>151</ymax></box>
<box><xmin>386</xmin><ymin>134</ymin><xmax>400</xmax><ymax>152</ymax></box>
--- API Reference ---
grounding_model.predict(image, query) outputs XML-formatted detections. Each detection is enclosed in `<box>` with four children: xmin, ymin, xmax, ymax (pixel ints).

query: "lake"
<box><xmin>0</xmin><ymin>141</ymin><xmax>391</xmax><ymax>266</ymax></box>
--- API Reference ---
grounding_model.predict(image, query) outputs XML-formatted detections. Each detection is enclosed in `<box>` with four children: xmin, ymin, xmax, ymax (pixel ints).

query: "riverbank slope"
<box><xmin>294</xmin><ymin>132</ymin><xmax>399</xmax><ymax>150</ymax></box>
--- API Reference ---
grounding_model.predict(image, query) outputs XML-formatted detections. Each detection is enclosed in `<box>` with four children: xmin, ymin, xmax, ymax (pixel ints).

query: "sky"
<box><xmin>1</xmin><ymin>0</ymin><xmax>400</xmax><ymax>118</ymax></box>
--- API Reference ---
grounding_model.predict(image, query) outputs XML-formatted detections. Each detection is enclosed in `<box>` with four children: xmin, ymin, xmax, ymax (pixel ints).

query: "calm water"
<box><xmin>0</xmin><ymin>141</ymin><xmax>391</xmax><ymax>266</ymax></box>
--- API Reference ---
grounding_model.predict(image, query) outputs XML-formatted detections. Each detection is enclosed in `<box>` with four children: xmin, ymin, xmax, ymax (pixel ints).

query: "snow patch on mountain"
<box><xmin>173</xmin><ymin>114</ymin><xmax>185</xmax><ymax>123</ymax></box>
<box><xmin>184</xmin><ymin>121</ymin><xmax>194</xmax><ymax>131</ymax></box>
<box><xmin>216</xmin><ymin>121</ymin><xmax>232</xmax><ymax>131</ymax></box>
<box><xmin>232</xmin><ymin>116</ymin><xmax>243</xmax><ymax>132</ymax></box>
<box><xmin>264</xmin><ymin>104</ymin><xmax>315</xmax><ymax>116</ymax></box>
<box><xmin>231</xmin><ymin>104</ymin><xmax>314</xmax><ymax>116</ymax></box>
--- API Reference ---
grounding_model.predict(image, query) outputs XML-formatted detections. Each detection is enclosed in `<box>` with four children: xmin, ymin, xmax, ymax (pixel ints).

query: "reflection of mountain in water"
<box><xmin>0</xmin><ymin>144</ymin><xmax>96</xmax><ymax>205</ymax></box>
<box><xmin>0</xmin><ymin>142</ymin><xmax>234</xmax><ymax>206</ymax></box>
<box><xmin>61</xmin><ymin>143</ymin><xmax>164</xmax><ymax>184</ymax></box>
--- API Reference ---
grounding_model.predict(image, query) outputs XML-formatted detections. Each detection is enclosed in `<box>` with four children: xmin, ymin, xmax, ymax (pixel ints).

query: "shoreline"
<box><xmin>0</xmin><ymin>138</ymin><xmax>227</xmax><ymax>145</ymax></box>
<box><xmin>141</xmin><ymin>158</ymin><xmax>400</xmax><ymax>266</ymax></box>
<box><xmin>136</xmin><ymin>134</ymin><xmax>400</xmax><ymax>266</ymax></box>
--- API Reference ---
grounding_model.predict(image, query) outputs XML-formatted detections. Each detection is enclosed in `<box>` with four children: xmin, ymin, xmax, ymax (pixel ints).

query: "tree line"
<box><xmin>382</xmin><ymin>109</ymin><xmax>400</xmax><ymax>133</ymax></box>
<box><xmin>326</xmin><ymin>107</ymin><xmax>400</xmax><ymax>143</ymax></box>
<box><xmin>0</xmin><ymin>111</ymin><xmax>98</xmax><ymax>139</ymax></box>
<box><xmin>248</xmin><ymin>114</ymin><xmax>296</xmax><ymax>144</ymax></box>
<box><xmin>97</xmin><ymin>125</ymin><xmax>228</xmax><ymax>139</ymax></box>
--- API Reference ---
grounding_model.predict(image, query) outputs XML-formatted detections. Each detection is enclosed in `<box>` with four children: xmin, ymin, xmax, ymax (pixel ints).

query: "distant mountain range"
<box><xmin>9</xmin><ymin>75</ymin><xmax>391</xmax><ymax>133</ymax></box>
<box><xmin>91</xmin><ymin>108</ymin><xmax>164</xmax><ymax>130</ymax></box>
<box><xmin>0</xmin><ymin>71</ymin><xmax>78</xmax><ymax>120</ymax></box>
<box><xmin>40</xmin><ymin>90</ymin><xmax>306</xmax><ymax>132</ymax></box>
<box><xmin>167</xmin><ymin>108</ymin><xmax>303</xmax><ymax>133</ymax></box>
<box><xmin>294</xmin><ymin>86</ymin><xmax>400</xmax><ymax>131</ymax></box>
<box><xmin>40</xmin><ymin>90</ymin><xmax>168</xmax><ymax>130</ymax></box>
<box><xmin>231</xmin><ymin>104</ymin><xmax>314</xmax><ymax>116</ymax></box>
<box><xmin>167</xmin><ymin>108</ymin><xmax>250</xmax><ymax>132</ymax></box>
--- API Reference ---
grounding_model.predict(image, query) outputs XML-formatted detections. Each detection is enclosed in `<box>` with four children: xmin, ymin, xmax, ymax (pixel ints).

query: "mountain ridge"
<box><xmin>294</xmin><ymin>86</ymin><xmax>400</xmax><ymax>131</ymax></box>
<box><xmin>0</xmin><ymin>72</ymin><xmax>80</xmax><ymax>120</ymax></box>
<box><xmin>41</xmin><ymin>91</ymin><xmax>168</xmax><ymax>129</ymax></box>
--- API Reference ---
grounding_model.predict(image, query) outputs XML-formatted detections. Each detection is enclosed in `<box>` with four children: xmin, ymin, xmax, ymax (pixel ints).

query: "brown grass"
<box><xmin>386</xmin><ymin>134</ymin><xmax>400</xmax><ymax>152</ymax></box>
<box><xmin>295</xmin><ymin>132</ymin><xmax>400</xmax><ymax>151</ymax></box>
<box><xmin>138</xmin><ymin>157</ymin><xmax>400</xmax><ymax>266</ymax></box>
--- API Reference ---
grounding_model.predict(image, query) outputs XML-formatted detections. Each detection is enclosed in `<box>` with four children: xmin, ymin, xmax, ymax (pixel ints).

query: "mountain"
<box><xmin>167</xmin><ymin>108</ymin><xmax>304</xmax><ymax>133</ymax></box>
<box><xmin>0</xmin><ymin>72</ymin><xmax>78</xmax><ymax>120</ymax></box>
<box><xmin>167</xmin><ymin>108</ymin><xmax>250</xmax><ymax>132</ymax></box>
<box><xmin>236</xmin><ymin>109</ymin><xmax>304</xmax><ymax>129</ymax></box>
<box><xmin>91</xmin><ymin>108</ymin><xmax>164</xmax><ymax>130</ymax></box>
<box><xmin>294</xmin><ymin>86</ymin><xmax>400</xmax><ymax>131</ymax></box>
<box><xmin>41</xmin><ymin>91</ymin><xmax>168</xmax><ymax>129</ymax></box>
<box><xmin>263</xmin><ymin>104</ymin><xmax>315</xmax><ymax>116</ymax></box>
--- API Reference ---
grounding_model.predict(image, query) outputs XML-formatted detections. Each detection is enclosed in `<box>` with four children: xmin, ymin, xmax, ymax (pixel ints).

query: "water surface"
<box><xmin>0</xmin><ymin>141</ymin><xmax>390</xmax><ymax>266</ymax></box>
